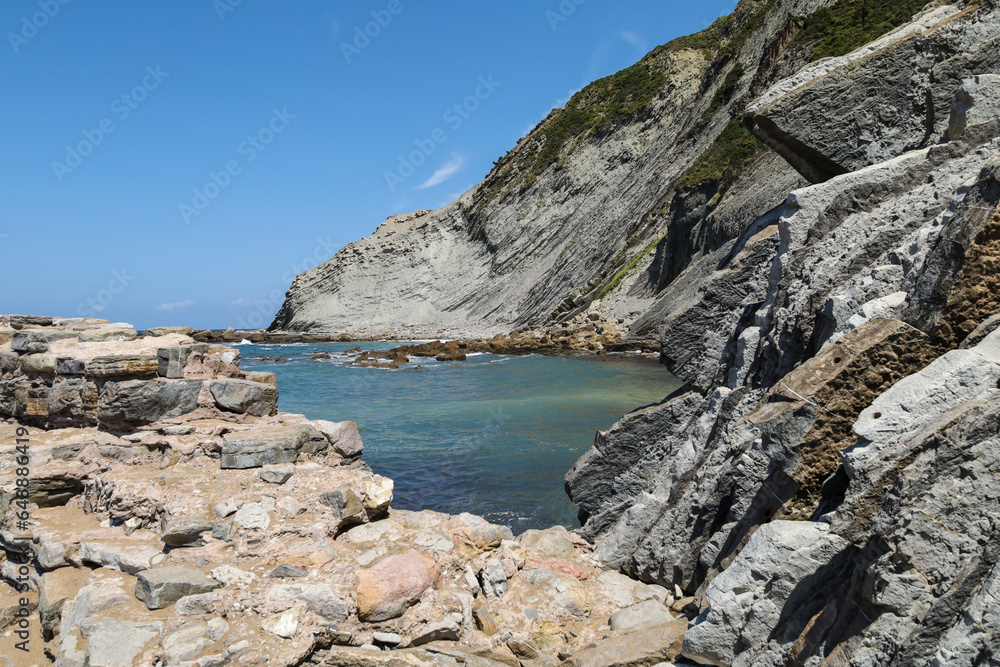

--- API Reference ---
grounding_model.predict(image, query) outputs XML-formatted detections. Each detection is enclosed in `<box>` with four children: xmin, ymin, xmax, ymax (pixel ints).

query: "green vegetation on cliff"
<box><xmin>677</xmin><ymin>119</ymin><xmax>767</xmax><ymax>189</ymax></box>
<box><xmin>794</xmin><ymin>0</ymin><xmax>934</xmax><ymax>60</ymax></box>
<box><xmin>662</xmin><ymin>0</ymin><xmax>777</xmax><ymax>59</ymax></box>
<box><xmin>477</xmin><ymin>62</ymin><xmax>665</xmax><ymax>206</ymax></box>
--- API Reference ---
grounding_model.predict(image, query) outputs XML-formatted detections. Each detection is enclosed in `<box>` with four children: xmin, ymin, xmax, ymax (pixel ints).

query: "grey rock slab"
<box><xmin>220</xmin><ymin>424</ymin><xmax>325</xmax><ymax>469</ymax></box>
<box><xmin>96</xmin><ymin>379</ymin><xmax>202</xmax><ymax>424</ymax></box>
<box><xmin>209</xmin><ymin>378</ymin><xmax>278</xmax><ymax>417</ymax></box>
<box><xmin>11</xmin><ymin>330</ymin><xmax>78</xmax><ymax>353</ymax></box>
<box><xmin>268</xmin><ymin>563</ymin><xmax>308</xmax><ymax>579</ymax></box>
<box><xmin>682</xmin><ymin>521</ymin><xmax>850</xmax><ymax>667</ymax></box>
<box><xmin>134</xmin><ymin>566</ymin><xmax>221</xmax><ymax>610</ymax></box>
<box><xmin>608</xmin><ymin>599</ymin><xmax>674</xmax><ymax>633</ymax></box>
<box><xmin>175</xmin><ymin>592</ymin><xmax>215</xmax><ymax>616</ymax></box>
<box><xmin>259</xmin><ymin>463</ymin><xmax>294</xmax><ymax>484</ymax></box>
<box><xmin>78</xmin><ymin>540</ymin><xmax>161</xmax><ymax>574</ymax></box>
<box><xmin>847</xmin><ymin>346</ymin><xmax>1000</xmax><ymax>484</ymax></box>
<box><xmin>161</xmin><ymin>518</ymin><xmax>215</xmax><ymax>547</ymax></box>
<box><xmin>232</xmin><ymin>503</ymin><xmax>270</xmax><ymax>531</ymax></box>
<box><xmin>313</xmin><ymin>419</ymin><xmax>364</xmax><ymax>458</ymax></box>
<box><xmin>84</xmin><ymin>618</ymin><xmax>163</xmax><ymax>667</ymax></box>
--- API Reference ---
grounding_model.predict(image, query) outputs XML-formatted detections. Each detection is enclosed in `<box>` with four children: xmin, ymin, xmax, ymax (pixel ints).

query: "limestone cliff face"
<box><xmin>270</xmin><ymin>0</ymin><xmax>829</xmax><ymax>335</ymax></box>
<box><xmin>566</xmin><ymin>1</ymin><xmax>1000</xmax><ymax>663</ymax></box>
<box><xmin>272</xmin><ymin>0</ymin><xmax>1000</xmax><ymax>663</ymax></box>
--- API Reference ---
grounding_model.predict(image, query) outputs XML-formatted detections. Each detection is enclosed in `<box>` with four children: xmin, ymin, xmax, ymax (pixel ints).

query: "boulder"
<box><xmin>233</xmin><ymin>502</ymin><xmax>270</xmax><ymax>531</ymax></box>
<box><xmin>220</xmin><ymin>424</ymin><xmax>326</xmax><ymax>469</ymax></box>
<box><xmin>96</xmin><ymin>379</ymin><xmax>202</xmax><ymax>424</ymax></box>
<box><xmin>608</xmin><ymin>599</ymin><xmax>674</xmax><ymax>632</ymax></box>
<box><xmin>567</xmin><ymin>621</ymin><xmax>687</xmax><ymax>667</ymax></box>
<box><xmin>319</xmin><ymin>487</ymin><xmax>367</xmax><ymax>530</ymax></box>
<box><xmin>175</xmin><ymin>592</ymin><xmax>215</xmax><ymax>616</ymax></box>
<box><xmin>446</xmin><ymin>512</ymin><xmax>512</xmax><ymax>558</ymax></box>
<box><xmin>38</xmin><ymin>567</ymin><xmax>91</xmax><ymax>633</ymax></box>
<box><xmin>156</xmin><ymin>345</ymin><xmax>206</xmax><ymax>378</ymax></box>
<box><xmin>298</xmin><ymin>584</ymin><xmax>351</xmax><ymax>621</ymax></box>
<box><xmin>20</xmin><ymin>353</ymin><xmax>58</xmax><ymax>374</ymax></box>
<box><xmin>355</xmin><ymin>550</ymin><xmax>439</xmax><ymax>622</ymax></box>
<box><xmin>83</xmin><ymin>618</ymin><xmax>164</xmax><ymax>667</ymax></box>
<box><xmin>313</xmin><ymin>419</ymin><xmax>364</xmax><ymax>458</ymax></box>
<box><xmin>78</xmin><ymin>540</ymin><xmax>161</xmax><ymax>574</ymax></box>
<box><xmin>160</xmin><ymin>517</ymin><xmax>215</xmax><ymax>547</ymax></box>
<box><xmin>145</xmin><ymin>326</ymin><xmax>195</xmax><ymax>337</ymax></box>
<box><xmin>479</xmin><ymin>557</ymin><xmax>508</xmax><ymax>599</ymax></box>
<box><xmin>411</xmin><ymin>618</ymin><xmax>462</xmax><ymax>645</ymax></box>
<box><xmin>134</xmin><ymin>566</ymin><xmax>221</xmax><ymax>610</ymax></box>
<box><xmin>260</xmin><ymin>463</ymin><xmax>294</xmax><ymax>484</ymax></box>
<box><xmin>210</xmin><ymin>378</ymin><xmax>278</xmax><ymax>416</ymax></box>
<box><xmin>523</xmin><ymin>569</ymin><xmax>592</xmax><ymax>619</ymax></box>
<box><xmin>362</xmin><ymin>476</ymin><xmax>393</xmax><ymax>519</ymax></box>
<box><xmin>518</xmin><ymin>525</ymin><xmax>575</xmax><ymax>559</ymax></box>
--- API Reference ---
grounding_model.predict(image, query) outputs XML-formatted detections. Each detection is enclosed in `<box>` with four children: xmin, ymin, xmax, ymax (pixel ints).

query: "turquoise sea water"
<box><xmin>240</xmin><ymin>342</ymin><xmax>680</xmax><ymax>533</ymax></box>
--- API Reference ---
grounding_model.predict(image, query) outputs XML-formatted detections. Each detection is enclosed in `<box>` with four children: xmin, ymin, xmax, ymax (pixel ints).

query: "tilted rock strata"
<box><xmin>566</xmin><ymin>1</ymin><xmax>1000</xmax><ymax>664</ymax></box>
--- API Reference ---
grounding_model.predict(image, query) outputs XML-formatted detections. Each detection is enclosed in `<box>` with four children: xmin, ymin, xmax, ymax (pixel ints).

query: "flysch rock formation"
<box><xmin>273</xmin><ymin>0</ymin><xmax>1000</xmax><ymax>663</ymax></box>
<box><xmin>0</xmin><ymin>316</ymin><xmax>690</xmax><ymax>667</ymax></box>
<box><xmin>270</xmin><ymin>0</ymin><xmax>835</xmax><ymax>337</ymax></box>
<box><xmin>563</xmin><ymin>1</ymin><xmax>1000</xmax><ymax>665</ymax></box>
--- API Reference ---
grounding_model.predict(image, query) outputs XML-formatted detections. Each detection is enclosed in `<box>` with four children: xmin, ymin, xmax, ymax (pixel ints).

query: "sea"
<box><xmin>239</xmin><ymin>341</ymin><xmax>680</xmax><ymax>534</ymax></box>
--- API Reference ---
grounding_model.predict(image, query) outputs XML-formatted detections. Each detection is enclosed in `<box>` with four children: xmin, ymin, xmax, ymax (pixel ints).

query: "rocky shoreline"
<box><xmin>192</xmin><ymin>311</ymin><xmax>661</xmax><ymax>367</ymax></box>
<box><xmin>0</xmin><ymin>315</ymin><xmax>690</xmax><ymax>667</ymax></box>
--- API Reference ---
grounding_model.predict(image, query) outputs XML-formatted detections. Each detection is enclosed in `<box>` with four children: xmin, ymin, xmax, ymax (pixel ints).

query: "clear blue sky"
<box><xmin>1</xmin><ymin>0</ymin><xmax>734</xmax><ymax>330</ymax></box>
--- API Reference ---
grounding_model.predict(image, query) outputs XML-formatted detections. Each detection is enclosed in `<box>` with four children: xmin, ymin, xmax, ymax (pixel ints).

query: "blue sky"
<box><xmin>1</xmin><ymin>0</ymin><xmax>735</xmax><ymax>330</ymax></box>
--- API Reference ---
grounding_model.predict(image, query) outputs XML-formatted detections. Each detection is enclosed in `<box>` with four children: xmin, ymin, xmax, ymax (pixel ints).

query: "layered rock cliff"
<box><xmin>271</xmin><ymin>0</ymin><xmax>836</xmax><ymax>335</ymax></box>
<box><xmin>276</xmin><ymin>0</ymin><xmax>1000</xmax><ymax>664</ymax></box>
<box><xmin>564</xmin><ymin>1</ymin><xmax>1000</xmax><ymax>664</ymax></box>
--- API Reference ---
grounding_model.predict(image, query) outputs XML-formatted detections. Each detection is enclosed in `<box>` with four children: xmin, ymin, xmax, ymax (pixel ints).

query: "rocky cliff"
<box><xmin>275</xmin><ymin>0</ymin><xmax>1000</xmax><ymax>664</ymax></box>
<box><xmin>271</xmin><ymin>0</ymin><xmax>838</xmax><ymax>336</ymax></box>
<box><xmin>564</xmin><ymin>1</ymin><xmax>1000</xmax><ymax>664</ymax></box>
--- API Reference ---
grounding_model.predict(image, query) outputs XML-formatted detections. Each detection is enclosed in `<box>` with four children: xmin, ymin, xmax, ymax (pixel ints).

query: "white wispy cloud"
<box><xmin>155</xmin><ymin>300</ymin><xmax>195</xmax><ymax>312</ymax></box>
<box><xmin>620</xmin><ymin>31</ymin><xmax>648</xmax><ymax>54</ymax></box>
<box><xmin>417</xmin><ymin>153</ymin><xmax>466</xmax><ymax>189</ymax></box>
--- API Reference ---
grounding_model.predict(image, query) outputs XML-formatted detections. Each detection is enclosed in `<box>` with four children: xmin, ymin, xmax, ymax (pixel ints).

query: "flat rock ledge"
<box><xmin>0</xmin><ymin>315</ymin><xmax>686</xmax><ymax>667</ymax></box>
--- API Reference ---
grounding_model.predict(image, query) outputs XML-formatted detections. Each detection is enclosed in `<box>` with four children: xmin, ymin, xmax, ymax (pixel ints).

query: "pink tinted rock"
<box><xmin>446</xmin><ymin>513</ymin><xmax>512</xmax><ymax>559</ymax></box>
<box><xmin>355</xmin><ymin>550</ymin><xmax>439</xmax><ymax>622</ymax></box>
<box><xmin>535</xmin><ymin>558</ymin><xmax>588</xmax><ymax>581</ymax></box>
